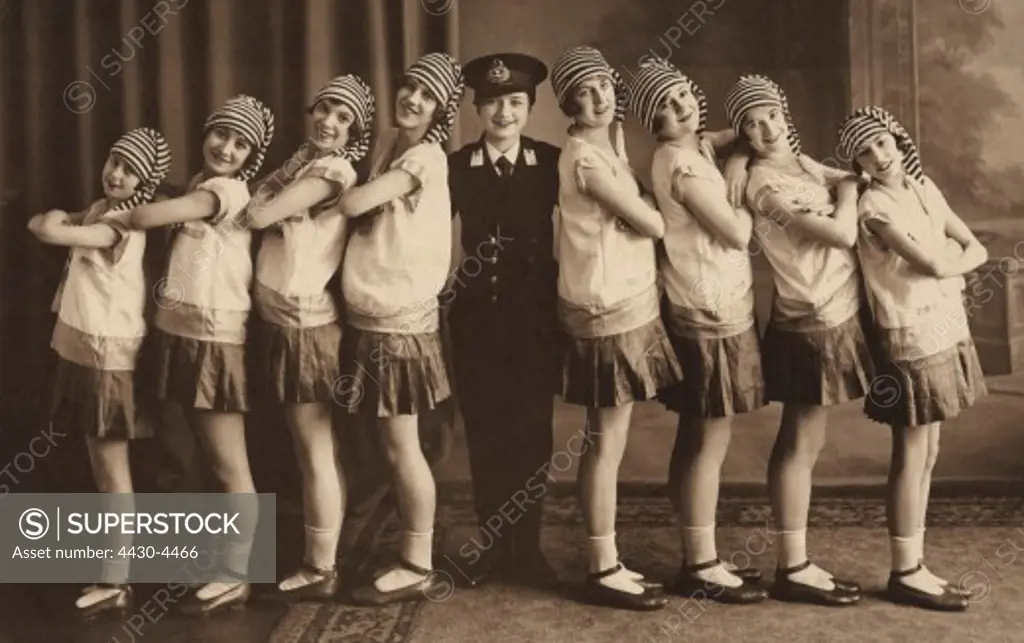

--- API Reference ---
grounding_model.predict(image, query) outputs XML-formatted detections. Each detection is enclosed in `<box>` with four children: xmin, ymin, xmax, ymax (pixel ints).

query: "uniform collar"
<box><xmin>470</xmin><ymin>136</ymin><xmax>537</xmax><ymax>168</ymax></box>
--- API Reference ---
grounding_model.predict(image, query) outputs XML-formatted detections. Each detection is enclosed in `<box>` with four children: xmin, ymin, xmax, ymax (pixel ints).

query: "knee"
<box><xmin>891</xmin><ymin>425</ymin><xmax>932</xmax><ymax>470</ymax></box>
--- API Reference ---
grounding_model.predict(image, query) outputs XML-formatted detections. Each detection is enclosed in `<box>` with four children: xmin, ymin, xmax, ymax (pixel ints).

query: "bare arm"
<box><xmin>337</xmin><ymin>169</ymin><xmax>419</xmax><ymax>219</ymax></box>
<box><xmin>247</xmin><ymin>176</ymin><xmax>336</xmax><ymax>229</ymax></box>
<box><xmin>723</xmin><ymin>147</ymin><xmax>752</xmax><ymax>208</ymax></box>
<box><xmin>581</xmin><ymin>167</ymin><xmax>665</xmax><ymax>239</ymax></box>
<box><xmin>675</xmin><ymin>173</ymin><xmax>751</xmax><ymax>250</ymax></box>
<box><xmin>129</xmin><ymin>191</ymin><xmax>219</xmax><ymax>230</ymax></box>
<box><xmin>752</xmin><ymin>179</ymin><xmax>858</xmax><ymax>249</ymax></box>
<box><xmin>942</xmin><ymin>210</ymin><xmax>988</xmax><ymax>275</ymax></box>
<box><xmin>32</xmin><ymin>212</ymin><xmax>120</xmax><ymax>249</ymax></box>
<box><xmin>701</xmin><ymin>128</ymin><xmax>739</xmax><ymax>153</ymax></box>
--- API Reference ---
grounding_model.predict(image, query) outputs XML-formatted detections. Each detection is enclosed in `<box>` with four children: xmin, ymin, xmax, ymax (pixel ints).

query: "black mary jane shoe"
<box><xmin>920</xmin><ymin>562</ymin><xmax>973</xmax><ymax>599</ymax></box>
<box><xmin>771</xmin><ymin>561</ymin><xmax>860</xmax><ymax>607</ymax></box>
<box><xmin>887</xmin><ymin>564</ymin><xmax>968</xmax><ymax>612</ymax></box>
<box><xmin>180</xmin><ymin>577</ymin><xmax>251</xmax><ymax>617</ymax></box>
<box><xmin>77</xmin><ymin>584</ymin><xmax>133</xmax><ymax>622</ymax></box>
<box><xmin>669</xmin><ymin>559</ymin><xmax>768</xmax><ymax>604</ymax></box>
<box><xmin>583</xmin><ymin>563</ymin><xmax>668</xmax><ymax>611</ymax></box>
<box><xmin>349</xmin><ymin>559</ymin><xmax>448</xmax><ymax>607</ymax></box>
<box><xmin>681</xmin><ymin>560</ymin><xmax>762</xmax><ymax>583</ymax></box>
<box><xmin>278</xmin><ymin>563</ymin><xmax>339</xmax><ymax>602</ymax></box>
<box><xmin>615</xmin><ymin>559</ymin><xmax>663</xmax><ymax>592</ymax></box>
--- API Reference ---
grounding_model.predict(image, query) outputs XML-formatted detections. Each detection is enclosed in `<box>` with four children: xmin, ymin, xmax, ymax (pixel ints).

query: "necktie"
<box><xmin>496</xmin><ymin>156</ymin><xmax>514</xmax><ymax>177</ymax></box>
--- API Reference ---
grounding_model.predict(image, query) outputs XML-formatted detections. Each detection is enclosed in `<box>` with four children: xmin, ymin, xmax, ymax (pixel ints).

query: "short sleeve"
<box><xmin>669</xmin><ymin>150</ymin><xmax>718</xmax><ymax>201</ymax></box>
<box><xmin>571</xmin><ymin>148</ymin><xmax>606</xmax><ymax>193</ymax></box>
<box><xmin>394</xmin><ymin>143</ymin><xmax>444</xmax><ymax>213</ymax></box>
<box><xmin>857</xmin><ymin>190</ymin><xmax>895</xmax><ymax>252</ymax></box>
<box><xmin>197</xmin><ymin>177</ymin><xmax>251</xmax><ymax>226</ymax></box>
<box><xmin>858</xmin><ymin>191</ymin><xmax>895</xmax><ymax>227</ymax></box>
<box><xmin>306</xmin><ymin>156</ymin><xmax>358</xmax><ymax>212</ymax></box>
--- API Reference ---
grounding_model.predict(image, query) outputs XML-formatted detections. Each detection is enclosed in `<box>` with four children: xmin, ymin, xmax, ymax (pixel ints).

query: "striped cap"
<box><xmin>723</xmin><ymin>75</ymin><xmax>801</xmax><ymax>155</ymax></box>
<box><xmin>837</xmin><ymin>105</ymin><xmax>923</xmax><ymax>183</ymax></box>
<box><xmin>404</xmin><ymin>52</ymin><xmax>465</xmax><ymax>145</ymax></box>
<box><xmin>550</xmin><ymin>45</ymin><xmax>628</xmax><ymax>123</ymax></box>
<box><xmin>627</xmin><ymin>56</ymin><xmax>707</xmax><ymax>135</ymax></box>
<box><xmin>309</xmin><ymin>74</ymin><xmax>376</xmax><ymax>162</ymax></box>
<box><xmin>108</xmin><ymin>127</ymin><xmax>172</xmax><ymax>211</ymax></box>
<box><xmin>204</xmin><ymin>94</ymin><xmax>275</xmax><ymax>182</ymax></box>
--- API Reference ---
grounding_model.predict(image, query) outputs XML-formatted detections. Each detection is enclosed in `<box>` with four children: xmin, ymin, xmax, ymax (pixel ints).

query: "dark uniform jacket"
<box><xmin>446</xmin><ymin>135</ymin><xmax>561</xmax><ymax>391</ymax></box>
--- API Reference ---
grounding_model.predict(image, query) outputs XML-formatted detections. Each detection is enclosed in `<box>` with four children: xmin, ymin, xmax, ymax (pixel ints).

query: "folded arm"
<box><xmin>580</xmin><ymin>166</ymin><xmax>665</xmax><ymax>239</ymax></box>
<box><xmin>129</xmin><ymin>191</ymin><xmax>219</xmax><ymax>229</ymax></box>
<box><xmin>675</xmin><ymin>172</ymin><xmax>751</xmax><ymax>250</ymax></box>
<box><xmin>752</xmin><ymin>178</ymin><xmax>858</xmax><ymax>248</ymax></box>
<box><xmin>337</xmin><ymin>169</ymin><xmax>418</xmax><ymax>219</ymax></box>
<box><xmin>247</xmin><ymin>177</ymin><xmax>336</xmax><ymax>229</ymax></box>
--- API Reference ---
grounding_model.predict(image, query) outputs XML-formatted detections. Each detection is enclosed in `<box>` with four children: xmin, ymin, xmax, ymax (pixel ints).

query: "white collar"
<box><xmin>484</xmin><ymin>139</ymin><xmax>520</xmax><ymax>170</ymax></box>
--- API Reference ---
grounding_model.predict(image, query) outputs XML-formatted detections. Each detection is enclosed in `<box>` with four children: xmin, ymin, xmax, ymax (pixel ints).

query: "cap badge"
<box><xmin>487</xmin><ymin>59</ymin><xmax>511</xmax><ymax>83</ymax></box>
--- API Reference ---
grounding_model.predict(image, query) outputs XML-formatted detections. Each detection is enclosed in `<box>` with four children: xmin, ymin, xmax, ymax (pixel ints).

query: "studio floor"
<box><xmin>2</xmin><ymin>493</ymin><xmax>1023</xmax><ymax>643</ymax></box>
<box><xmin>2</xmin><ymin>372</ymin><xmax>1022</xmax><ymax>642</ymax></box>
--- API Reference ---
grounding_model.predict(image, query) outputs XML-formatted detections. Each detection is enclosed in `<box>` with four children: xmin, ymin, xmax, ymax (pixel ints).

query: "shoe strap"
<box><xmin>586</xmin><ymin>562</ymin><xmax>624</xmax><ymax>582</ymax></box>
<box><xmin>301</xmin><ymin>561</ymin><xmax>337</xmax><ymax>577</ymax></box>
<box><xmin>891</xmin><ymin>563</ymin><xmax>924</xmax><ymax>578</ymax></box>
<box><xmin>686</xmin><ymin>558</ymin><xmax>722</xmax><ymax>573</ymax></box>
<box><xmin>777</xmin><ymin>560</ymin><xmax>812</xmax><ymax>576</ymax></box>
<box><xmin>398</xmin><ymin>558</ymin><xmax>432</xmax><ymax>577</ymax></box>
<box><xmin>213</xmin><ymin>566</ymin><xmax>249</xmax><ymax>582</ymax></box>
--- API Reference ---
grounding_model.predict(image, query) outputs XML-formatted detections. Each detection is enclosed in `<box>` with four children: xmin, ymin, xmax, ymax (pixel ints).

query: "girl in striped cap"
<box><xmin>241</xmin><ymin>74</ymin><xmax>374</xmax><ymax>602</ymax></box>
<box><xmin>838</xmin><ymin>106</ymin><xmax>986</xmax><ymax>612</ymax></box>
<box><xmin>723</xmin><ymin>74</ymin><xmax>870</xmax><ymax>607</ymax></box>
<box><xmin>27</xmin><ymin>127</ymin><xmax>171</xmax><ymax>618</ymax></box>
<box><xmin>630</xmin><ymin>57</ymin><xmax>767</xmax><ymax>605</ymax></box>
<box><xmin>335</xmin><ymin>52</ymin><xmax>462</xmax><ymax>606</ymax></box>
<box><xmin>549</xmin><ymin>45</ymin><xmax>678</xmax><ymax>611</ymax></box>
<box><xmin>129</xmin><ymin>94</ymin><xmax>274</xmax><ymax>614</ymax></box>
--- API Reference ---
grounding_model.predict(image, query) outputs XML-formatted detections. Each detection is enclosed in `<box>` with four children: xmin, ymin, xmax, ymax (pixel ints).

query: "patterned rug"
<box><xmin>268</xmin><ymin>488</ymin><xmax>1024</xmax><ymax>642</ymax></box>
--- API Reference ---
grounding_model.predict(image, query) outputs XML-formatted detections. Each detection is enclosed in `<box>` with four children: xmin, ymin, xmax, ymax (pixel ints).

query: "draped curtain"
<box><xmin>0</xmin><ymin>0</ymin><xmax>457</xmax><ymax>475</ymax></box>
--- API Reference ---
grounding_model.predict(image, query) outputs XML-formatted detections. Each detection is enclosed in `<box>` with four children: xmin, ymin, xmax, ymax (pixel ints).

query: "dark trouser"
<box><xmin>459</xmin><ymin>384</ymin><xmax>554</xmax><ymax>560</ymax></box>
<box><xmin>451</xmin><ymin>313</ymin><xmax>556</xmax><ymax>564</ymax></box>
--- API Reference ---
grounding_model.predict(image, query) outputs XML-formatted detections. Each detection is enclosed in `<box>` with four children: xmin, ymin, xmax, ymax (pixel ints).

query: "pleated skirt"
<box><xmin>150</xmin><ymin>329</ymin><xmax>248</xmax><ymax>412</ymax></box>
<box><xmin>865</xmin><ymin>338</ymin><xmax>986</xmax><ymax>427</ymax></box>
<box><xmin>337</xmin><ymin>326</ymin><xmax>452</xmax><ymax>418</ymax></box>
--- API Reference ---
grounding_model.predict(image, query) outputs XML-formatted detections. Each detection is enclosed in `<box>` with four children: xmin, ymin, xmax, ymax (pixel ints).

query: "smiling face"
<box><xmin>100</xmin><ymin>153</ymin><xmax>142</xmax><ymax>203</ymax></box>
<box><xmin>855</xmin><ymin>132</ymin><xmax>904</xmax><ymax>185</ymax></box>
<box><xmin>654</xmin><ymin>82</ymin><xmax>700</xmax><ymax>140</ymax></box>
<box><xmin>741</xmin><ymin>105</ymin><xmax>790</xmax><ymax>158</ymax></box>
<box><xmin>202</xmin><ymin>126</ymin><xmax>253</xmax><ymax>177</ymax></box>
<box><xmin>310</xmin><ymin>98</ymin><xmax>355</xmax><ymax>152</ymax></box>
<box><xmin>477</xmin><ymin>91</ymin><xmax>530</xmax><ymax>144</ymax></box>
<box><xmin>571</xmin><ymin>72</ymin><xmax>616</xmax><ymax>128</ymax></box>
<box><xmin>395</xmin><ymin>77</ymin><xmax>440</xmax><ymax>133</ymax></box>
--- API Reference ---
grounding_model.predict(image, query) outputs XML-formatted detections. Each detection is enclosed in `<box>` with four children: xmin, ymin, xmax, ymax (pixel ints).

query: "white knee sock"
<box><xmin>778</xmin><ymin>528</ymin><xmax>808</xmax><ymax>569</ymax></box>
<box><xmin>681</xmin><ymin>524</ymin><xmax>717</xmax><ymax>566</ymax></box>
<box><xmin>588</xmin><ymin>533</ymin><xmax>619</xmax><ymax>573</ymax></box>
<box><xmin>891</xmin><ymin>535</ymin><xmax>918</xmax><ymax>573</ymax></box>
<box><xmin>305</xmin><ymin>525</ymin><xmax>341</xmax><ymax>571</ymax></box>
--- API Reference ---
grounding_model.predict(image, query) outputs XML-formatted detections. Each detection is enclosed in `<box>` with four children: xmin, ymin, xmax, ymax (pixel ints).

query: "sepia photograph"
<box><xmin>0</xmin><ymin>0</ymin><xmax>1022</xmax><ymax>641</ymax></box>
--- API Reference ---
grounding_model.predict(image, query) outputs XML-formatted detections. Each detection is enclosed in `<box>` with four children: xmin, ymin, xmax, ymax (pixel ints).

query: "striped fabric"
<box><xmin>309</xmin><ymin>74</ymin><xmax>376</xmax><ymax>162</ymax></box>
<box><xmin>404</xmin><ymin>52</ymin><xmax>465</xmax><ymax>145</ymax></box>
<box><xmin>204</xmin><ymin>94</ymin><xmax>276</xmax><ymax>182</ymax></box>
<box><xmin>723</xmin><ymin>74</ymin><xmax>801</xmax><ymax>155</ymax></box>
<box><xmin>550</xmin><ymin>45</ymin><xmax>628</xmax><ymax>123</ymax></box>
<box><xmin>627</xmin><ymin>56</ymin><xmax>707</xmax><ymax>135</ymax></box>
<box><xmin>837</xmin><ymin>105</ymin><xmax>923</xmax><ymax>183</ymax></box>
<box><xmin>108</xmin><ymin>127</ymin><xmax>172</xmax><ymax>211</ymax></box>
